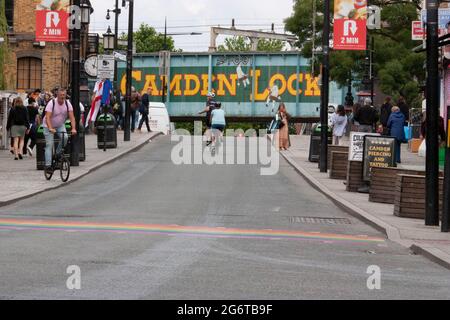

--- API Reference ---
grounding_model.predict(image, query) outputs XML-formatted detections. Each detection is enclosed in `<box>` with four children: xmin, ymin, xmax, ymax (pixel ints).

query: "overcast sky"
<box><xmin>89</xmin><ymin>0</ymin><xmax>295</xmax><ymax>52</ymax></box>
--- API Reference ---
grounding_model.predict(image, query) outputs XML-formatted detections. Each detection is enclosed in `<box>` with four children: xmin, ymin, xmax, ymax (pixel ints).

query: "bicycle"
<box><xmin>44</xmin><ymin>132</ymin><xmax>71</xmax><ymax>183</ymax></box>
<box><xmin>210</xmin><ymin>127</ymin><xmax>224</xmax><ymax>156</ymax></box>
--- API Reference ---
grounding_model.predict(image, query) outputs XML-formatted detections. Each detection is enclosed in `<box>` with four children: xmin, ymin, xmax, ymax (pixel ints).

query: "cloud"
<box><xmin>91</xmin><ymin>0</ymin><xmax>294</xmax><ymax>51</ymax></box>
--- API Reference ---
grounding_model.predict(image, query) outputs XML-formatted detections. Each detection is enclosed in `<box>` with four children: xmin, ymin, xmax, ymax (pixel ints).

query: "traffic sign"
<box><xmin>333</xmin><ymin>19</ymin><xmax>367</xmax><ymax>51</ymax></box>
<box><xmin>333</xmin><ymin>0</ymin><xmax>367</xmax><ymax>51</ymax></box>
<box><xmin>97</xmin><ymin>55</ymin><xmax>115</xmax><ymax>80</ymax></box>
<box><xmin>35</xmin><ymin>10</ymin><xmax>69</xmax><ymax>42</ymax></box>
<box><xmin>412</xmin><ymin>21</ymin><xmax>425</xmax><ymax>41</ymax></box>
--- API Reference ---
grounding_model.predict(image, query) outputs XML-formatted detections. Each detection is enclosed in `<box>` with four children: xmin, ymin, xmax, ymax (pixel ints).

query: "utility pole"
<box><xmin>425</xmin><ymin>0</ymin><xmax>440</xmax><ymax>226</ymax></box>
<box><xmin>320</xmin><ymin>0</ymin><xmax>330</xmax><ymax>173</ymax></box>
<box><xmin>70</xmin><ymin>0</ymin><xmax>81</xmax><ymax>167</ymax></box>
<box><xmin>124</xmin><ymin>0</ymin><xmax>134</xmax><ymax>142</ymax></box>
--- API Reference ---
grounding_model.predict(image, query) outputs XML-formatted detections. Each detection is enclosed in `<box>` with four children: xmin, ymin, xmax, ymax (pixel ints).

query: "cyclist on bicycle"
<box><xmin>210</xmin><ymin>102</ymin><xmax>226</xmax><ymax>147</ymax></box>
<box><xmin>43</xmin><ymin>88</ymin><xmax>77</xmax><ymax>172</ymax></box>
<box><xmin>199</xmin><ymin>92</ymin><xmax>218</xmax><ymax>146</ymax></box>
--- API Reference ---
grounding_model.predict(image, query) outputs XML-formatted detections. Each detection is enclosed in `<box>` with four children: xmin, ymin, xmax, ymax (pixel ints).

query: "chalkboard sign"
<box><xmin>363</xmin><ymin>136</ymin><xmax>397</xmax><ymax>181</ymax></box>
<box><xmin>349</xmin><ymin>132</ymin><xmax>380</xmax><ymax>162</ymax></box>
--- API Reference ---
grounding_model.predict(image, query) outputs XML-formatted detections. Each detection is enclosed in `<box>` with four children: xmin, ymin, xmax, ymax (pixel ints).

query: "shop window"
<box><xmin>17</xmin><ymin>57</ymin><xmax>42</xmax><ymax>90</ymax></box>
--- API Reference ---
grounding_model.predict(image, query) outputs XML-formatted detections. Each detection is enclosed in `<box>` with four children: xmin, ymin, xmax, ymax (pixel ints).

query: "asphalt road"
<box><xmin>0</xmin><ymin>136</ymin><xmax>449</xmax><ymax>300</ymax></box>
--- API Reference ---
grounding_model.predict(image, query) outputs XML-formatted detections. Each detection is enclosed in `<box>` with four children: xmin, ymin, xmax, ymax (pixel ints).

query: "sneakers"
<box><xmin>27</xmin><ymin>147</ymin><xmax>33</xmax><ymax>157</ymax></box>
<box><xmin>18</xmin><ymin>154</ymin><xmax>23</xmax><ymax>160</ymax></box>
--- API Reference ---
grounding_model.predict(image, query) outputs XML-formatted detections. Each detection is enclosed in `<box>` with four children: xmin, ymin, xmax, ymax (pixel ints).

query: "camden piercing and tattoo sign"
<box><xmin>363</xmin><ymin>136</ymin><xmax>396</xmax><ymax>181</ymax></box>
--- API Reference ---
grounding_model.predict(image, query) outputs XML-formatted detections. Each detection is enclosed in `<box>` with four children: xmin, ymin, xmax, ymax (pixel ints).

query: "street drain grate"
<box><xmin>288</xmin><ymin>217</ymin><xmax>352</xmax><ymax>225</ymax></box>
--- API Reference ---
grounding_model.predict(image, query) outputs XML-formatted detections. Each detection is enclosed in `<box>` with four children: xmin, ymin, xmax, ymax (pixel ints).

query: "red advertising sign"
<box><xmin>412</xmin><ymin>21</ymin><xmax>425</xmax><ymax>41</ymax></box>
<box><xmin>35</xmin><ymin>10</ymin><xmax>69</xmax><ymax>42</ymax></box>
<box><xmin>333</xmin><ymin>0</ymin><xmax>367</xmax><ymax>51</ymax></box>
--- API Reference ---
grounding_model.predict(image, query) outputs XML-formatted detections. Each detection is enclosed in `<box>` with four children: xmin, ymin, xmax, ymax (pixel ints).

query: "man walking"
<box><xmin>354</xmin><ymin>98</ymin><xmax>379</xmax><ymax>133</ymax></box>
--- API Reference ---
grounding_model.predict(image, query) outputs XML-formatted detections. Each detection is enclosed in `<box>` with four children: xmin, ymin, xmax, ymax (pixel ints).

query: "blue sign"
<box><xmin>421</xmin><ymin>9</ymin><xmax>450</xmax><ymax>29</ymax></box>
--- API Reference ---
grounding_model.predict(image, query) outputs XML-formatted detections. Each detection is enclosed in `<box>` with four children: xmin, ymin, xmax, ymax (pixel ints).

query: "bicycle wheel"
<box><xmin>60</xmin><ymin>157</ymin><xmax>71</xmax><ymax>182</ymax></box>
<box><xmin>44</xmin><ymin>166</ymin><xmax>54</xmax><ymax>181</ymax></box>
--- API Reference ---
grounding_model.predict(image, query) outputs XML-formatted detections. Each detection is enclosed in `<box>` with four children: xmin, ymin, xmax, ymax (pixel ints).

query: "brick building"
<box><xmin>3</xmin><ymin>0</ymin><xmax>92</xmax><ymax>94</ymax></box>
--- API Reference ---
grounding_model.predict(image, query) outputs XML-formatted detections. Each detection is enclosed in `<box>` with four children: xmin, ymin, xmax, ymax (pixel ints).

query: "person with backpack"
<box><xmin>6</xmin><ymin>97</ymin><xmax>30</xmax><ymax>160</ymax></box>
<box><xmin>43</xmin><ymin>88</ymin><xmax>77</xmax><ymax>171</ymax></box>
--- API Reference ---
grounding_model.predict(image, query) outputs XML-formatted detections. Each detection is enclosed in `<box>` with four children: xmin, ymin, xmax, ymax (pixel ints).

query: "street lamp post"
<box><xmin>320</xmin><ymin>0</ymin><xmax>331</xmax><ymax>173</ymax></box>
<box><xmin>106</xmin><ymin>0</ymin><xmax>121</xmax><ymax>115</ymax></box>
<box><xmin>124</xmin><ymin>0</ymin><xmax>134</xmax><ymax>142</ymax></box>
<box><xmin>102</xmin><ymin>26</ymin><xmax>116</xmax><ymax>152</ymax></box>
<box><xmin>70</xmin><ymin>0</ymin><xmax>90</xmax><ymax>167</ymax></box>
<box><xmin>425</xmin><ymin>0</ymin><xmax>440</xmax><ymax>226</ymax></box>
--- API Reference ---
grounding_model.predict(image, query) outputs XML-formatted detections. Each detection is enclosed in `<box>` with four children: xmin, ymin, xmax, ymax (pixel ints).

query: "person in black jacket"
<box><xmin>23</xmin><ymin>97</ymin><xmax>40</xmax><ymax>157</ymax></box>
<box><xmin>138</xmin><ymin>87</ymin><xmax>152</xmax><ymax>133</ymax></box>
<box><xmin>353</xmin><ymin>98</ymin><xmax>379</xmax><ymax>133</ymax></box>
<box><xmin>397</xmin><ymin>96</ymin><xmax>410</xmax><ymax>124</ymax></box>
<box><xmin>380</xmin><ymin>96</ymin><xmax>393</xmax><ymax>135</ymax></box>
<box><xmin>6</xmin><ymin>97</ymin><xmax>30</xmax><ymax>160</ymax></box>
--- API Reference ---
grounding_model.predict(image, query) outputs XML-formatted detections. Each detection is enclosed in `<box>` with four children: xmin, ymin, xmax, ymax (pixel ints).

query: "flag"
<box><xmin>101</xmin><ymin>79</ymin><xmax>113</xmax><ymax>106</ymax></box>
<box><xmin>85</xmin><ymin>80</ymin><xmax>104</xmax><ymax>127</ymax></box>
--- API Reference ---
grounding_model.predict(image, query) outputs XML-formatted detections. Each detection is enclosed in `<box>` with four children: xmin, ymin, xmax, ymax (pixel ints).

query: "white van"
<box><xmin>148</xmin><ymin>102</ymin><xmax>171</xmax><ymax>135</ymax></box>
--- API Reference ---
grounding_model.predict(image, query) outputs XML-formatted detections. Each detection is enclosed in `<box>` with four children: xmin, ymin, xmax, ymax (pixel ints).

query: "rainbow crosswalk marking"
<box><xmin>0</xmin><ymin>218</ymin><xmax>385</xmax><ymax>244</ymax></box>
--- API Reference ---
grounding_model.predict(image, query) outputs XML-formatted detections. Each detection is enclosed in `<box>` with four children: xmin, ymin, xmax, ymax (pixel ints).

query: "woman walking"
<box><xmin>276</xmin><ymin>103</ymin><xmax>291</xmax><ymax>151</ymax></box>
<box><xmin>23</xmin><ymin>97</ymin><xmax>40</xmax><ymax>157</ymax></box>
<box><xmin>6</xmin><ymin>97</ymin><xmax>30</xmax><ymax>160</ymax></box>
<box><xmin>331</xmin><ymin>105</ymin><xmax>348</xmax><ymax>146</ymax></box>
<box><xmin>387</xmin><ymin>106</ymin><xmax>406</xmax><ymax>164</ymax></box>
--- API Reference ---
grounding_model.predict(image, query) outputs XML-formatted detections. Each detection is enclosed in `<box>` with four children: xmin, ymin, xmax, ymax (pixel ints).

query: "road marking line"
<box><xmin>0</xmin><ymin>218</ymin><xmax>386</xmax><ymax>244</ymax></box>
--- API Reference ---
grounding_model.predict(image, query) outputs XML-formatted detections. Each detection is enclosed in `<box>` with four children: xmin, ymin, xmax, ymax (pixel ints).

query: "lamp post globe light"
<box><xmin>103</xmin><ymin>26</ymin><xmax>115</xmax><ymax>52</ymax></box>
<box><xmin>80</xmin><ymin>2</ymin><xmax>91</xmax><ymax>25</ymax></box>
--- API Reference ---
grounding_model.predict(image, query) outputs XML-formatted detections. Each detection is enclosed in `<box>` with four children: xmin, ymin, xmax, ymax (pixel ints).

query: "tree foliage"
<box><xmin>218</xmin><ymin>36</ymin><xmax>284</xmax><ymax>52</ymax></box>
<box><xmin>119</xmin><ymin>23</ymin><xmax>177</xmax><ymax>53</ymax></box>
<box><xmin>284</xmin><ymin>0</ymin><xmax>425</xmax><ymax>107</ymax></box>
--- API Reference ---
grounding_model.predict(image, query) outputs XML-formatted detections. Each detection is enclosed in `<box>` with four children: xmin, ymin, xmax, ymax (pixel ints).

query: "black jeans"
<box><xmin>23</xmin><ymin>125</ymin><xmax>37</xmax><ymax>154</ymax></box>
<box><xmin>131</xmin><ymin>109</ymin><xmax>137</xmax><ymax>132</ymax></box>
<box><xmin>138</xmin><ymin>111</ymin><xmax>151</xmax><ymax>132</ymax></box>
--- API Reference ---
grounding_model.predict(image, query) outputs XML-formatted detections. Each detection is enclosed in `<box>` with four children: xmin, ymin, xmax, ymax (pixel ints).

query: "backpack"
<box><xmin>44</xmin><ymin>99</ymin><xmax>69</xmax><ymax>118</ymax></box>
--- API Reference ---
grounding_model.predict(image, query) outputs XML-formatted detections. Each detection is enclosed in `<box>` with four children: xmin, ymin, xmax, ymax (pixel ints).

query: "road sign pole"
<box><xmin>320</xmin><ymin>0</ymin><xmax>330</xmax><ymax>173</ymax></box>
<box><xmin>425</xmin><ymin>0</ymin><xmax>440</xmax><ymax>226</ymax></box>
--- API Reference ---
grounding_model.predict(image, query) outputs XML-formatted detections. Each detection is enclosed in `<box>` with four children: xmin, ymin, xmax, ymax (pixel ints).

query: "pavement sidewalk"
<box><xmin>282</xmin><ymin>135</ymin><xmax>450</xmax><ymax>270</ymax></box>
<box><xmin>0</xmin><ymin>131</ymin><xmax>161</xmax><ymax>206</ymax></box>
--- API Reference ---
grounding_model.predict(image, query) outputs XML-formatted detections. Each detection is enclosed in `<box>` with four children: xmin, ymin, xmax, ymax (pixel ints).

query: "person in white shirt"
<box><xmin>331</xmin><ymin>105</ymin><xmax>348</xmax><ymax>146</ymax></box>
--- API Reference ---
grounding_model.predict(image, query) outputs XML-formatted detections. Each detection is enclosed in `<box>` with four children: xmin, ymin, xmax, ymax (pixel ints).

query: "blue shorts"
<box><xmin>211</xmin><ymin>124</ymin><xmax>225</xmax><ymax>132</ymax></box>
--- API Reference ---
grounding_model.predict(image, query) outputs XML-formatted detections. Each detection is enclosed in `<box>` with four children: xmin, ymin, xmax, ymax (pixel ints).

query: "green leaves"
<box><xmin>120</xmin><ymin>23</ymin><xmax>177</xmax><ymax>53</ymax></box>
<box><xmin>284</xmin><ymin>0</ymin><xmax>425</xmax><ymax>107</ymax></box>
<box><xmin>217</xmin><ymin>36</ymin><xmax>284</xmax><ymax>52</ymax></box>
